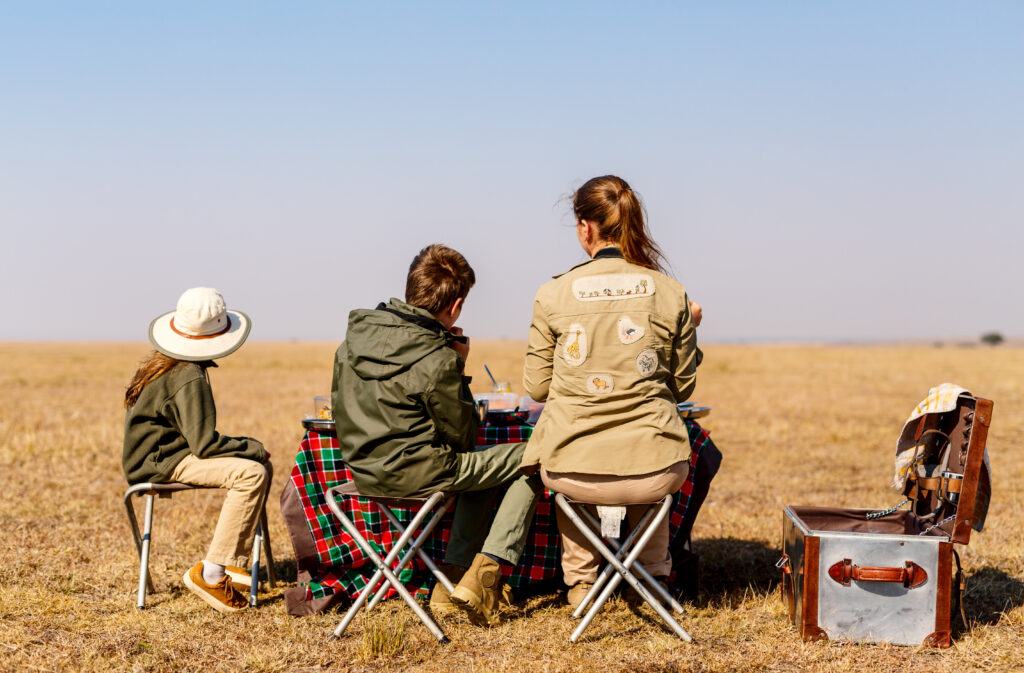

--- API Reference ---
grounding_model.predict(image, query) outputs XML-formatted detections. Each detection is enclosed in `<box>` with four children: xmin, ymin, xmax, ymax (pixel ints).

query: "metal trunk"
<box><xmin>779</xmin><ymin>395</ymin><xmax>992</xmax><ymax>648</ymax></box>
<box><xmin>782</xmin><ymin>506</ymin><xmax>953</xmax><ymax>647</ymax></box>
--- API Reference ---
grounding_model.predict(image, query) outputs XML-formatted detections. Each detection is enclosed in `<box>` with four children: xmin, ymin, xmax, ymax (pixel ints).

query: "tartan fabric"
<box><xmin>668</xmin><ymin>420</ymin><xmax>715</xmax><ymax>533</ymax></box>
<box><xmin>290</xmin><ymin>421</ymin><xmax>712</xmax><ymax>601</ymax></box>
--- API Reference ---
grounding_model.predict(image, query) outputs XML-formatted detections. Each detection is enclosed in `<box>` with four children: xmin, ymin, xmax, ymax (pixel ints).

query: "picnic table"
<box><xmin>280</xmin><ymin>419</ymin><xmax>720</xmax><ymax>616</ymax></box>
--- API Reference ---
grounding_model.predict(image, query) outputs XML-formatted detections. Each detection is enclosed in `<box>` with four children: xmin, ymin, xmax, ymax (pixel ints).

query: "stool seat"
<box><xmin>126</xmin><ymin>482</ymin><xmax>217</xmax><ymax>497</ymax></box>
<box><xmin>123</xmin><ymin>480</ymin><xmax>276</xmax><ymax>609</ymax></box>
<box><xmin>326</xmin><ymin>484</ymin><xmax>456</xmax><ymax>643</ymax></box>
<box><xmin>329</xmin><ymin>480</ymin><xmax>453</xmax><ymax>509</ymax></box>
<box><xmin>560</xmin><ymin>495</ymin><xmax>666</xmax><ymax>507</ymax></box>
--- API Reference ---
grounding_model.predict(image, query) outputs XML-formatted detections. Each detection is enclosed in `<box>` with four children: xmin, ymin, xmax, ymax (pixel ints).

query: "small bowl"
<box><xmin>486</xmin><ymin>409</ymin><xmax>531</xmax><ymax>426</ymax></box>
<box><xmin>473</xmin><ymin>392</ymin><xmax>519</xmax><ymax>410</ymax></box>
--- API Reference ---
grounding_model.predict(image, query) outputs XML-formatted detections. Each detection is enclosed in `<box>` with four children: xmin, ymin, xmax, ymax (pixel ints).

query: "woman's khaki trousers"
<box><xmin>541</xmin><ymin>461</ymin><xmax>688</xmax><ymax>586</ymax></box>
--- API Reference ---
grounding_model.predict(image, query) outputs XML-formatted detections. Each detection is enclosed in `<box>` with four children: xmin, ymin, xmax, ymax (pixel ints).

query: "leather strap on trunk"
<box><xmin>828</xmin><ymin>558</ymin><xmax>928</xmax><ymax>588</ymax></box>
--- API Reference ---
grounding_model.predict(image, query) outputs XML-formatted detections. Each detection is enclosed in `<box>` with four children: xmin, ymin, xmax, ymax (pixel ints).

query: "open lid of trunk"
<box><xmin>897</xmin><ymin>392</ymin><xmax>993</xmax><ymax>545</ymax></box>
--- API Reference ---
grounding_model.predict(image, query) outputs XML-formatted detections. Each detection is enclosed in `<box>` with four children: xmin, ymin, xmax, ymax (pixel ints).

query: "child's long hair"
<box><xmin>125</xmin><ymin>351</ymin><xmax>184</xmax><ymax>408</ymax></box>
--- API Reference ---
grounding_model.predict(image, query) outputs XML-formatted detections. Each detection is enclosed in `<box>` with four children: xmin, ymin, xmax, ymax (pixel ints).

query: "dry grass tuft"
<box><xmin>1</xmin><ymin>342</ymin><xmax>1023</xmax><ymax>672</ymax></box>
<box><xmin>359</xmin><ymin>607</ymin><xmax>407</xmax><ymax>662</ymax></box>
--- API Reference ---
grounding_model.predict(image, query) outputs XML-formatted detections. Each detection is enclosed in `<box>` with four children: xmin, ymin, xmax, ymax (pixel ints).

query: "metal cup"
<box><xmin>314</xmin><ymin>395</ymin><xmax>332</xmax><ymax>420</ymax></box>
<box><xmin>941</xmin><ymin>470</ymin><xmax>963</xmax><ymax>504</ymax></box>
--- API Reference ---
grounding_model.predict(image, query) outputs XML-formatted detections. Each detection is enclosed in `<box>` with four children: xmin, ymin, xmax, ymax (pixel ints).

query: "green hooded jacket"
<box><xmin>331</xmin><ymin>298</ymin><xmax>478</xmax><ymax>498</ymax></box>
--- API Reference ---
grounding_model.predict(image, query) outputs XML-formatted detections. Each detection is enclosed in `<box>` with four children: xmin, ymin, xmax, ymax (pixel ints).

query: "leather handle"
<box><xmin>828</xmin><ymin>559</ymin><xmax>928</xmax><ymax>588</ymax></box>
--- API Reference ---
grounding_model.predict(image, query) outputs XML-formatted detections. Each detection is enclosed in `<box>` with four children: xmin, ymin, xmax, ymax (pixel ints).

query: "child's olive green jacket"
<box><xmin>122</xmin><ymin>362</ymin><xmax>266</xmax><ymax>484</ymax></box>
<box><xmin>522</xmin><ymin>247</ymin><xmax>700</xmax><ymax>476</ymax></box>
<box><xmin>332</xmin><ymin>298</ymin><xmax>477</xmax><ymax>498</ymax></box>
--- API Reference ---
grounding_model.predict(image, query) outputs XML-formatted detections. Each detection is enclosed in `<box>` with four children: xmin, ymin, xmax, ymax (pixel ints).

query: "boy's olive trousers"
<box><xmin>441</xmin><ymin>441</ymin><xmax>542</xmax><ymax>567</ymax></box>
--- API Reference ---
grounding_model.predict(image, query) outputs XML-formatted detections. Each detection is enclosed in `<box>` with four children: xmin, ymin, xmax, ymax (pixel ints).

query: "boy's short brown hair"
<box><xmin>405</xmin><ymin>244</ymin><xmax>476</xmax><ymax>315</ymax></box>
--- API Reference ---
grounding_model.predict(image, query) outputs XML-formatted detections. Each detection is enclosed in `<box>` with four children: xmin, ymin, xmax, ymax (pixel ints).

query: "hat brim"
<box><xmin>149</xmin><ymin>310</ymin><xmax>251</xmax><ymax>361</ymax></box>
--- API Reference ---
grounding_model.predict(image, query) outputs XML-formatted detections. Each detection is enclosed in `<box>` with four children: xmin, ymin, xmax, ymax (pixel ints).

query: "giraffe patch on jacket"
<box><xmin>562</xmin><ymin>323</ymin><xmax>588</xmax><ymax>367</ymax></box>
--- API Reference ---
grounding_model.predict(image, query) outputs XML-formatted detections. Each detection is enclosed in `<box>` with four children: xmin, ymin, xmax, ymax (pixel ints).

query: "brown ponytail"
<box><xmin>125</xmin><ymin>351</ymin><xmax>185</xmax><ymax>408</ymax></box>
<box><xmin>573</xmin><ymin>175</ymin><xmax>665</xmax><ymax>272</ymax></box>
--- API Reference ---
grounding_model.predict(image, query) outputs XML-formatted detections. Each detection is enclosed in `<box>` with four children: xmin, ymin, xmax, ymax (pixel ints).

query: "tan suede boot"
<box><xmin>567</xmin><ymin>581</ymin><xmax>594</xmax><ymax>610</ymax></box>
<box><xmin>449</xmin><ymin>554</ymin><xmax>506</xmax><ymax>627</ymax></box>
<box><xmin>429</xmin><ymin>564</ymin><xmax>467</xmax><ymax>614</ymax></box>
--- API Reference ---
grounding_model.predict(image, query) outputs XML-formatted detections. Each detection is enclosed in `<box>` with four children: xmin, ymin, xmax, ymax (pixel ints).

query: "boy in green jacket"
<box><xmin>332</xmin><ymin>244</ymin><xmax>541</xmax><ymax>626</ymax></box>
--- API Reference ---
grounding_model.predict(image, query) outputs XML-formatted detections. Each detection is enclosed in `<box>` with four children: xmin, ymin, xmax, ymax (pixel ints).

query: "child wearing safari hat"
<box><xmin>122</xmin><ymin>287</ymin><xmax>272</xmax><ymax>614</ymax></box>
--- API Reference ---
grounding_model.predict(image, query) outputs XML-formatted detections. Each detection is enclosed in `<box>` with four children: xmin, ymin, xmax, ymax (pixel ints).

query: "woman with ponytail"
<box><xmin>521</xmin><ymin>175</ymin><xmax>702</xmax><ymax>607</ymax></box>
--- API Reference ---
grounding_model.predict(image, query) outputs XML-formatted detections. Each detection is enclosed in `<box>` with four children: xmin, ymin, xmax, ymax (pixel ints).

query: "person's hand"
<box><xmin>689</xmin><ymin>300</ymin><xmax>703</xmax><ymax>327</ymax></box>
<box><xmin>449</xmin><ymin>326</ymin><xmax>471</xmax><ymax>362</ymax></box>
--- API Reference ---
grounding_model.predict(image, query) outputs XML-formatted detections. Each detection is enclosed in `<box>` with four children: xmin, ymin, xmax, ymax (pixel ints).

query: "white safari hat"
<box><xmin>149</xmin><ymin>287</ymin><xmax>251</xmax><ymax>361</ymax></box>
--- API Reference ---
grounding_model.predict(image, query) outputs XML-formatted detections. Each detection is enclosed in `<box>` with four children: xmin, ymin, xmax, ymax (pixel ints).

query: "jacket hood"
<box><xmin>345</xmin><ymin>298</ymin><xmax>452</xmax><ymax>380</ymax></box>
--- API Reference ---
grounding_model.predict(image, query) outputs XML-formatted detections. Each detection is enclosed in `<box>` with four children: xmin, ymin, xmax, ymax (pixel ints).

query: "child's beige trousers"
<box><xmin>170</xmin><ymin>455</ymin><xmax>273</xmax><ymax>568</ymax></box>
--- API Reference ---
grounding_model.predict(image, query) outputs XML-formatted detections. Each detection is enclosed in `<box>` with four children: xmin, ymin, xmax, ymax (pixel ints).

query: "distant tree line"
<box><xmin>980</xmin><ymin>332</ymin><xmax>1004</xmax><ymax>346</ymax></box>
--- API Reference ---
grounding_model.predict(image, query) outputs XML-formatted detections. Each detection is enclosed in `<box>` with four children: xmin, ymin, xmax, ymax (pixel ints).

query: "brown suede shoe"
<box><xmin>429</xmin><ymin>564</ymin><xmax>467</xmax><ymax>614</ymax></box>
<box><xmin>449</xmin><ymin>554</ymin><xmax>507</xmax><ymax>627</ymax></box>
<box><xmin>183</xmin><ymin>562</ymin><xmax>248</xmax><ymax>614</ymax></box>
<box><xmin>224</xmin><ymin>565</ymin><xmax>252</xmax><ymax>588</ymax></box>
<box><xmin>567</xmin><ymin>581</ymin><xmax>594</xmax><ymax>610</ymax></box>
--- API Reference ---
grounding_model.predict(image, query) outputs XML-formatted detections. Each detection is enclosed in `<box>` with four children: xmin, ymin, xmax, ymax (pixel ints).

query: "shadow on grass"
<box><xmin>272</xmin><ymin>558</ymin><xmax>299</xmax><ymax>584</ymax></box>
<box><xmin>960</xmin><ymin>565</ymin><xmax>1024</xmax><ymax>629</ymax></box>
<box><xmin>516</xmin><ymin>591</ymin><xmax>566</xmax><ymax>618</ymax></box>
<box><xmin>689</xmin><ymin>537</ymin><xmax>783</xmax><ymax>605</ymax></box>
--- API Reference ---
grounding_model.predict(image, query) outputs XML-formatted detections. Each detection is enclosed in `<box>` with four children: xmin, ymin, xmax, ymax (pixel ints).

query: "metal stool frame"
<box><xmin>325</xmin><ymin>483</ymin><xmax>456</xmax><ymax>643</ymax></box>
<box><xmin>123</xmin><ymin>482</ymin><xmax>277</xmax><ymax>609</ymax></box>
<box><xmin>554</xmin><ymin>493</ymin><xmax>694</xmax><ymax>643</ymax></box>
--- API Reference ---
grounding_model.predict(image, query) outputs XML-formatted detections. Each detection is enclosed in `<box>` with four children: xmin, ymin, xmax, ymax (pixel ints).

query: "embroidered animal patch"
<box><xmin>562</xmin><ymin>323</ymin><xmax>588</xmax><ymax>367</ymax></box>
<box><xmin>617</xmin><ymin>317</ymin><xmax>645</xmax><ymax>344</ymax></box>
<box><xmin>586</xmin><ymin>374</ymin><xmax>614</xmax><ymax>394</ymax></box>
<box><xmin>572</xmin><ymin>274</ymin><xmax>655</xmax><ymax>302</ymax></box>
<box><xmin>636</xmin><ymin>348</ymin><xmax>658</xmax><ymax>377</ymax></box>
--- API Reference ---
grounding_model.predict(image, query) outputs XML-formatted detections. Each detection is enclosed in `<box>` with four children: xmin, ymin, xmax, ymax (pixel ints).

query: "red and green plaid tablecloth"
<box><xmin>290</xmin><ymin>421</ymin><xmax>714</xmax><ymax>601</ymax></box>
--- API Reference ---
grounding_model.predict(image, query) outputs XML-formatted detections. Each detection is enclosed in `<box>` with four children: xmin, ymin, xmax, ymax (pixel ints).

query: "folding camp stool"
<box><xmin>553</xmin><ymin>493</ymin><xmax>694</xmax><ymax>643</ymax></box>
<box><xmin>326</xmin><ymin>482</ymin><xmax>456</xmax><ymax>643</ymax></box>
<box><xmin>123</xmin><ymin>482</ymin><xmax>277</xmax><ymax>609</ymax></box>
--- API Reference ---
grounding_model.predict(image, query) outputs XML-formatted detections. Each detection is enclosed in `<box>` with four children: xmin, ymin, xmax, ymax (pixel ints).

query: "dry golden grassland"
<box><xmin>1</xmin><ymin>342</ymin><xmax>1022</xmax><ymax>673</ymax></box>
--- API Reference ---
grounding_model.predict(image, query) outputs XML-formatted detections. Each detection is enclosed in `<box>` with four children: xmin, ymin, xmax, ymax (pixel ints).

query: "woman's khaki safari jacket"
<box><xmin>522</xmin><ymin>247</ymin><xmax>699</xmax><ymax>476</ymax></box>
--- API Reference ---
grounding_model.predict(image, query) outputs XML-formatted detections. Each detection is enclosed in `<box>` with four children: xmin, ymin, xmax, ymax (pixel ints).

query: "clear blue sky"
<box><xmin>2</xmin><ymin>2</ymin><xmax>1021</xmax><ymax>342</ymax></box>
